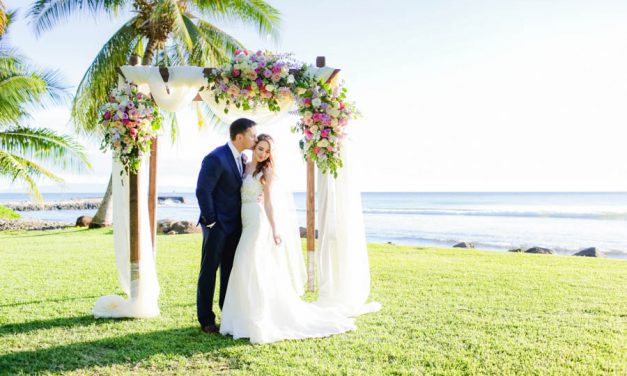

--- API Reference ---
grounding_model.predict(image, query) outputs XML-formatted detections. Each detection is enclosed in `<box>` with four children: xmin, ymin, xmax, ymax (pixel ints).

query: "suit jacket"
<box><xmin>196</xmin><ymin>143</ymin><xmax>243</xmax><ymax>235</ymax></box>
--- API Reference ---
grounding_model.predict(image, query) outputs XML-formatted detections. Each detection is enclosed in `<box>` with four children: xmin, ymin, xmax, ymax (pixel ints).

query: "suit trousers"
<box><xmin>197</xmin><ymin>224</ymin><xmax>241</xmax><ymax>327</ymax></box>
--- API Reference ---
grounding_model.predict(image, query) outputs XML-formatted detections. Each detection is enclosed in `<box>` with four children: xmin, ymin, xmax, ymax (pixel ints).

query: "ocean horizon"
<box><xmin>2</xmin><ymin>191</ymin><xmax>626</xmax><ymax>259</ymax></box>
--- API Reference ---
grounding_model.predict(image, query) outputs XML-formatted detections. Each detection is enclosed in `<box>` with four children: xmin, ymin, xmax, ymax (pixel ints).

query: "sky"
<box><xmin>3</xmin><ymin>0</ymin><xmax>627</xmax><ymax>193</ymax></box>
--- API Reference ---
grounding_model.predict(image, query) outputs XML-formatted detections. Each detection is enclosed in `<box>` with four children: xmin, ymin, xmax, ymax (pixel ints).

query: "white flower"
<box><xmin>311</xmin><ymin>125</ymin><xmax>319</xmax><ymax>133</ymax></box>
<box><xmin>312</xmin><ymin>98</ymin><xmax>322</xmax><ymax>107</ymax></box>
<box><xmin>265</xmin><ymin>84</ymin><xmax>275</xmax><ymax>92</ymax></box>
<box><xmin>287</xmin><ymin>74</ymin><xmax>295</xmax><ymax>84</ymax></box>
<box><xmin>317</xmin><ymin>139</ymin><xmax>329</xmax><ymax>148</ymax></box>
<box><xmin>297</xmin><ymin>87</ymin><xmax>306</xmax><ymax>95</ymax></box>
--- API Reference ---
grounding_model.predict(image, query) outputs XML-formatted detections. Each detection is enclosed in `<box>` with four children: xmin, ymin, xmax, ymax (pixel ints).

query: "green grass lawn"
<box><xmin>0</xmin><ymin>228</ymin><xmax>625</xmax><ymax>375</ymax></box>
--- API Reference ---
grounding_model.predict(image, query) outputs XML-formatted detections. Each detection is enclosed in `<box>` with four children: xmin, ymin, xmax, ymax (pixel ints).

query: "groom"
<box><xmin>196</xmin><ymin>118</ymin><xmax>257</xmax><ymax>333</ymax></box>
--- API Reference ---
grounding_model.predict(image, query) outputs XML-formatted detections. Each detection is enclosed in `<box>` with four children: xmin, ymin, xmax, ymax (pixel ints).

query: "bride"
<box><xmin>220</xmin><ymin>134</ymin><xmax>356</xmax><ymax>344</ymax></box>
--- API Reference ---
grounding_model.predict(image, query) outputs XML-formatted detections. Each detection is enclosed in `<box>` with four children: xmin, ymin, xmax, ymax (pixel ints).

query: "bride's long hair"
<box><xmin>253</xmin><ymin>134</ymin><xmax>275</xmax><ymax>185</ymax></box>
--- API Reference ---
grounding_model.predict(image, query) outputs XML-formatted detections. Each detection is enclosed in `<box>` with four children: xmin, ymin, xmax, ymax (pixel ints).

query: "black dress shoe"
<box><xmin>201</xmin><ymin>324</ymin><xmax>220</xmax><ymax>333</ymax></box>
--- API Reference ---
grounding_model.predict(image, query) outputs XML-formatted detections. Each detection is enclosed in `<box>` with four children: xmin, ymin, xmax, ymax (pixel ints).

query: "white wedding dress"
<box><xmin>220</xmin><ymin>173</ymin><xmax>356</xmax><ymax>344</ymax></box>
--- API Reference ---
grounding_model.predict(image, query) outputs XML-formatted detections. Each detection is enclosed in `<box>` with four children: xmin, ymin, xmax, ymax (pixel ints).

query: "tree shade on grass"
<box><xmin>0</xmin><ymin>229</ymin><xmax>625</xmax><ymax>375</ymax></box>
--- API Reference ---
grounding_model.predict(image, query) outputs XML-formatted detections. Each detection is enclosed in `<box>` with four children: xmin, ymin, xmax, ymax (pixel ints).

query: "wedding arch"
<box><xmin>92</xmin><ymin>51</ymin><xmax>380</xmax><ymax>319</ymax></box>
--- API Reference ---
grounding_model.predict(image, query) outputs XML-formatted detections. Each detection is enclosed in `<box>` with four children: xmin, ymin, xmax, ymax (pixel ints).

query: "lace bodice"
<box><xmin>241</xmin><ymin>173</ymin><xmax>263</xmax><ymax>203</ymax></box>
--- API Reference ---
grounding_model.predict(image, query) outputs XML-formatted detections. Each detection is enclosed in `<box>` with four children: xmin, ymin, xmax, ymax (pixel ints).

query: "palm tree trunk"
<box><xmin>142</xmin><ymin>38</ymin><xmax>158</xmax><ymax>65</ymax></box>
<box><xmin>89</xmin><ymin>175</ymin><xmax>113</xmax><ymax>228</ymax></box>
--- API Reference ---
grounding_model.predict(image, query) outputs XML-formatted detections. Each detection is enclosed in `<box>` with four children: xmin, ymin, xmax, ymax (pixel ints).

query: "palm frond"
<box><xmin>181</xmin><ymin>16</ymin><xmax>242</xmax><ymax>66</ymax></box>
<box><xmin>28</xmin><ymin>0</ymin><xmax>129</xmax><ymax>36</ymax></box>
<box><xmin>0</xmin><ymin>126</ymin><xmax>91</xmax><ymax>172</ymax></box>
<box><xmin>191</xmin><ymin>0</ymin><xmax>281</xmax><ymax>41</ymax></box>
<box><xmin>0</xmin><ymin>48</ymin><xmax>70</xmax><ymax>126</ymax></box>
<box><xmin>71</xmin><ymin>20</ymin><xmax>139</xmax><ymax>137</ymax></box>
<box><xmin>0</xmin><ymin>149</ymin><xmax>65</xmax><ymax>203</ymax></box>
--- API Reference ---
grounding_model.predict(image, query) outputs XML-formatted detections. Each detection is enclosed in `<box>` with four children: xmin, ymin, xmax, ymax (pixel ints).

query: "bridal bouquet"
<box><xmin>99</xmin><ymin>83</ymin><xmax>162</xmax><ymax>175</ymax></box>
<box><xmin>210</xmin><ymin>50</ymin><xmax>301</xmax><ymax>112</ymax></box>
<box><xmin>294</xmin><ymin>81</ymin><xmax>360</xmax><ymax>177</ymax></box>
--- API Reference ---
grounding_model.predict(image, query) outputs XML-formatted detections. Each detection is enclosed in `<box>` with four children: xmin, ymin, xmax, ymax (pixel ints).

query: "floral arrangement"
<box><xmin>99</xmin><ymin>83</ymin><xmax>162</xmax><ymax>174</ymax></box>
<box><xmin>210</xmin><ymin>50</ymin><xmax>301</xmax><ymax>112</ymax></box>
<box><xmin>294</xmin><ymin>80</ymin><xmax>360</xmax><ymax>177</ymax></box>
<box><xmin>210</xmin><ymin>49</ymin><xmax>360</xmax><ymax>177</ymax></box>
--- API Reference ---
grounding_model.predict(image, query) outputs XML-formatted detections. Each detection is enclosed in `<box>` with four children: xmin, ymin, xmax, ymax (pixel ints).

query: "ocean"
<box><xmin>2</xmin><ymin>192</ymin><xmax>626</xmax><ymax>259</ymax></box>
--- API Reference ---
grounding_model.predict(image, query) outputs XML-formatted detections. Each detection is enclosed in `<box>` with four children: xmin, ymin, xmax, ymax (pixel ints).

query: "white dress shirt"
<box><xmin>227</xmin><ymin>140</ymin><xmax>243</xmax><ymax>175</ymax></box>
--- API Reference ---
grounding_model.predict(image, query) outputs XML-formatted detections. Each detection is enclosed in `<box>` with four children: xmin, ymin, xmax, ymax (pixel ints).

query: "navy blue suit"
<box><xmin>195</xmin><ymin>143</ymin><xmax>244</xmax><ymax>327</ymax></box>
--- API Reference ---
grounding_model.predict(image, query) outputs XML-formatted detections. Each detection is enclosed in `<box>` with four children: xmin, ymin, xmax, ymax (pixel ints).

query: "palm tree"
<box><xmin>0</xmin><ymin>1</ymin><xmax>7</xmax><ymax>36</ymax></box>
<box><xmin>0</xmin><ymin>12</ymin><xmax>90</xmax><ymax>203</ymax></box>
<box><xmin>28</xmin><ymin>0</ymin><xmax>280</xmax><ymax>226</ymax></box>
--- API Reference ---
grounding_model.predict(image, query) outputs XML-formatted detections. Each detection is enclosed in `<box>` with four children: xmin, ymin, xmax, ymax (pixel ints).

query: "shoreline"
<box><xmin>0</xmin><ymin>224</ymin><xmax>623</xmax><ymax>260</ymax></box>
<box><xmin>2</xmin><ymin>198</ymin><xmax>102</xmax><ymax>211</ymax></box>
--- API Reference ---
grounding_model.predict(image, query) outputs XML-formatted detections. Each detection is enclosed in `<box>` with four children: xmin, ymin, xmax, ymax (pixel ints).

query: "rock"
<box><xmin>170</xmin><ymin>221</ymin><xmax>200</xmax><ymax>234</ymax></box>
<box><xmin>453</xmin><ymin>242</ymin><xmax>475</xmax><ymax>248</ymax></box>
<box><xmin>88</xmin><ymin>221</ymin><xmax>110</xmax><ymax>229</ymax></box>
<box><xmin>158</xmin><ymin>220</ymin><xmax>200</xmax><ymax>235</ymax></box>
<box><xmin>157</xmin><ymin>219</ymin><xmax>176</xmax><ymax>234</ymax></box>
<box><xmin>75</xmin><ymin>216</ymin><xmax>93</xmax><ymax>227</ymax></box>
<box><xmin>386</xmin><ymin>241</ymin><xmax>395</xmax><ymax>245</ymax></box>
<box><xmin>525</xmin><ymin>247</ymin><xmax>554</xmax><ymax>255</ymax></box>
<box><xmin>3</xmin><ymin>198</ymin><xmax>101</xmax><ymax>211</ymax></box>
<box><xmin>158</xmin><ymin>196</ymin><xmax>187</xmax><ymax>204</ymax></box>
<box><xmin>508</xmin><ymin>248</ymin><xmax>523</xmax><ymax>253</ymax></box>
<box><xmin>0</xmin><ymin>218</ymin><xmax>71</xmax><ymax>231</ymax></box>
<box><xmin>299</xmin><ymin>226</ymin><xmax>318</xmax><ymax>239</ymax></box>
<box><xmin>573</xmin><ymin>247</ymin><xmax>606</xmax><ymax>258</ymax></box>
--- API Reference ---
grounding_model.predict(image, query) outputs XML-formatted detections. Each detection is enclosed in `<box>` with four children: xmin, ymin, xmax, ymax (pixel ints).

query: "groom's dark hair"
<box><xmin>230</xmin><ymin>118</ymin><xmax>257</xmax><ymax>140</ymax></box>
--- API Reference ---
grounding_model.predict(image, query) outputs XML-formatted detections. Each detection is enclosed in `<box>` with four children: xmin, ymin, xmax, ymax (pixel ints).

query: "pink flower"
<box><xmin>263</xmin><ymin>69</ymin><xmax>272</xmax><ymax>78</ymax></box>
<box><xmin>104</xmin><ymin>111</ymin><xmax>111</xmax><ymax>120</ymax></box>
<box><xmin>272</xmin><ymin>65</ymin><xmax>281</xmax><ymax>74</ymax></box>
<box><xmin>129</xmin><ymin>128</ymin><xmax>137</xmax><ymax>137</ymax></box>
<box><xmin>303</xmin><ymin>98</ymin><xmax>312</xmax><ymax>106</ymax></box>
<box><xmin>321</xmin><ymin>128</ymin><xmax>331</xmax><ymax>138</ymax></box>
<box><xmin>232</xmin><ymin>69</ymin><xmax>240</xmax><ymax>77</ymax></box>
<box><xmin>313</xmin><ymin>146</ymin><xmax>320</xmax><ymax>155</ymax></box>
<box><xmin>305</xmin><ymin>128</ymin><xmax>313</xmax><ymax>140</ymax></box>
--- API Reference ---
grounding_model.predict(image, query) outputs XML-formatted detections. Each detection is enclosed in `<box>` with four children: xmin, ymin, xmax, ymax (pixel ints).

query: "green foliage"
<box><xmin>0</xmin><ymin>204</ymin><xmax>19</xmax><ymax>219</ymax></box>
<box><xmin>28</xmin><ymin>0</ymin><xmax>281</xmax><ymax>137</ymax></box>
<box><xmin>0</xmin><ymin>21</ymin><xmax>90</xmax><ymax>202</ymax></box>
<box><xmin>0</xmin><ymin>229</ymin><xmax>625</xmax><ymax>375</ymax></box>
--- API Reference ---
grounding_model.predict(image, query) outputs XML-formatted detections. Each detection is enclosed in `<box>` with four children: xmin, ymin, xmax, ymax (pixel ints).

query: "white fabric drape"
<box><xmin>271</xmin><ymin>175</ymin><xmax>308</xmax><ymax>296</ymax></box>
<box><xmin>199</xmin><ymin>90</ymin><xmax>295</xmax><ymax>126</ymax></box>
<box><xmin>315</xmin><ymin>141</ymin><xmax>381</xmax><ymax>317</ymax></box>
<box><xmin>92</xmin><ymin>158</ymin><xmax>160</xmax><ymax>318</ymax></box>
<box><xmin>119</xmin><ymin>66</ymin><xmax>206</xmax><ymax>112</ymax></box>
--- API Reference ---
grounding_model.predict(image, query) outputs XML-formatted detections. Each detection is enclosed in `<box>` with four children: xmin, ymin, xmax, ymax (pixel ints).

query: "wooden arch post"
<box><xmin>306</xmin><ymin>56</ymin><xmax>326</xmax><ymax>292</ymax></box>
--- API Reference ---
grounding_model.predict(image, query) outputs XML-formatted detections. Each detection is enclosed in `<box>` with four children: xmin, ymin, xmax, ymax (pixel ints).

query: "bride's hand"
<box><xmin>273</xmin><ymin>232</ymin><xmax>282</xmax><ymax>246</ymax></box>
